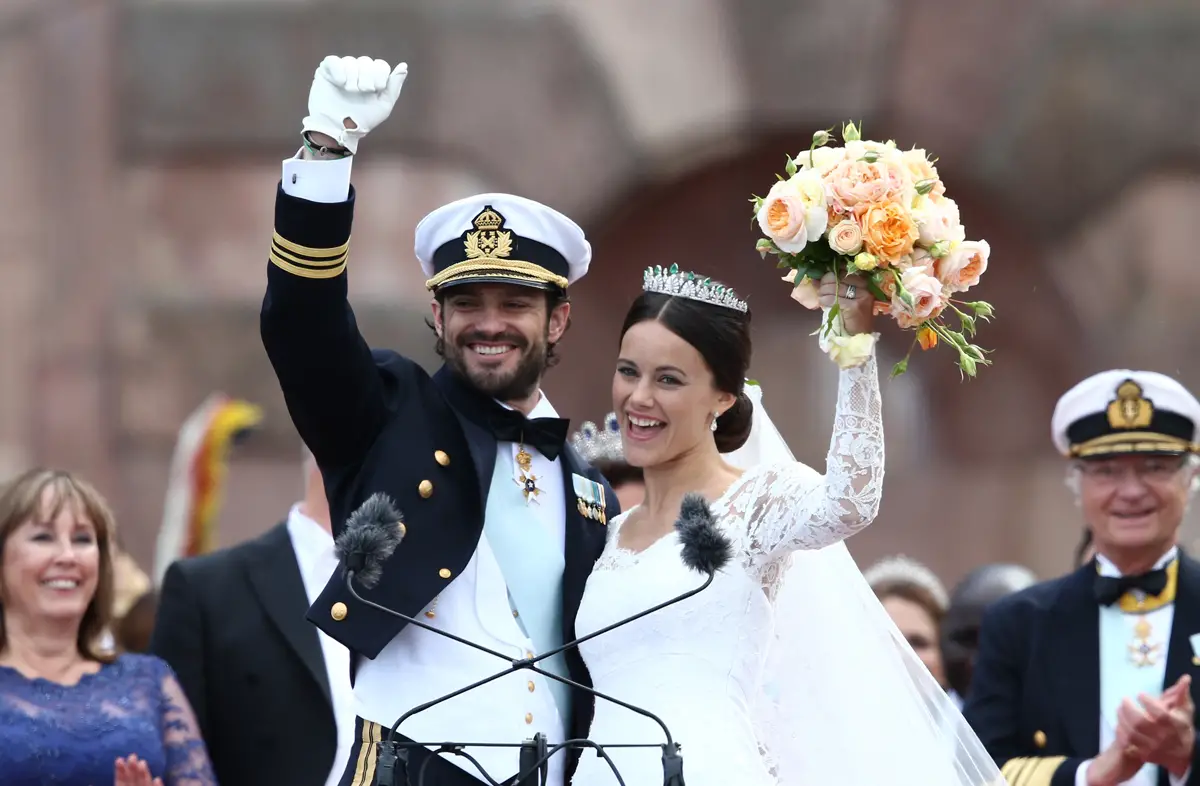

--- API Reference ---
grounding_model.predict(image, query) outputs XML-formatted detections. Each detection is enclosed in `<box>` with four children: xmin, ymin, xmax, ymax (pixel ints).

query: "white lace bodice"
<box><xmin>572</xmin><ymin>355</ymin><xmax>883</xmax><ymax>786</ymax></box>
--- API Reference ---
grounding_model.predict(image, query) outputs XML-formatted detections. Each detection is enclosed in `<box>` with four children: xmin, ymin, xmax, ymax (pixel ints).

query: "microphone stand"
<box><xmin>344</xmin><ymin>568</ymin><xmax>712</xmax><ymax>786</ymax></box>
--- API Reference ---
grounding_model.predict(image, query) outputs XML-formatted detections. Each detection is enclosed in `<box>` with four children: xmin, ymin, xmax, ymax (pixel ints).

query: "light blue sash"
<box><xmin>483</xmin><ymin>454</ymin><xmax>571</xmax><ymax>718</ymax></box>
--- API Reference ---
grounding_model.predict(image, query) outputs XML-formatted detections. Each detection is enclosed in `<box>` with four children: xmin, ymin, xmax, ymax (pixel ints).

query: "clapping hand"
<box><xmin>1117</xmin><ymin>675</ymin><xmax>1195</xmax><ymax>777</ymax></box>
<box><xmin>302</xmin><ymin>55</ymin><xmax>409</xmax><ymax>154</ymax></box>
<box><xmin>114</xmin><ymin>754</ymin><xmax>163</xmax><ymax>786</ymax></box>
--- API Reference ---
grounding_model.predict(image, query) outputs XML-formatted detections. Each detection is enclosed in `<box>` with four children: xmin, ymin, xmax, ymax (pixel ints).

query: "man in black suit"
<box><xmin>150</xmin><ymin>449</ymin><xmax>354</xmax><ymax>786</ymax></box>
<box><xmin>259</xmin><ymin>54</ymin><xmax>618</xmax><ymax>786</ymax></box>
<box><xmin>965</xmin><ymin>370</ymin><xmax>1200</xmax><ymax>786</ymax></box>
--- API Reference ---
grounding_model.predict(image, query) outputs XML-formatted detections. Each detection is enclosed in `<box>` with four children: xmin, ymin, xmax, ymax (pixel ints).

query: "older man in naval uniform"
<box><xmin>260</xmin><ymin>55</ymin><xmax>619</xmax><ymax>786</ymax></box>
<box><xmin>964</xmin><ymin>370</ymin><xmax>1200</xmax><ymax>786</ymax></box>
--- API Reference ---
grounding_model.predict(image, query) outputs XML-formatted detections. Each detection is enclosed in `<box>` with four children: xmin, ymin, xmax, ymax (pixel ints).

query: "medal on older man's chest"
<box><xmin>514</xmin><ymin>445</ymin><xmax>542</xmax><ymax>503</ymax></box>
<box><xmin>1128</xmin><ymin>617</ymin><xmax>1162</xmax><ymax>668</ymax></box>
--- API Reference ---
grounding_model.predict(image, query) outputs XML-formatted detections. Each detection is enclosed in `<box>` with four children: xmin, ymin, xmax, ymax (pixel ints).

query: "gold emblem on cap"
<box><xmin>464</xmin><ymin>206</ymin><xmax>513</xmax><ymax>260</ymax></box>
<box><xmin>1107</xmin><ymin>380</ymin><xmax>1154</xmax><ymax>430</ymax></box>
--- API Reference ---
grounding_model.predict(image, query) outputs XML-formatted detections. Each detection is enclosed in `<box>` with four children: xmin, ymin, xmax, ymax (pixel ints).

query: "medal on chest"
<box><xmin>514</xmin><ymin>445</ymin><xmax>542</xmax><ymax>504</ymax></box>
<box><xmin>1128</xmin><ymin>616</ymin><xmax>1163</xmax><ymax>668</ymax></box>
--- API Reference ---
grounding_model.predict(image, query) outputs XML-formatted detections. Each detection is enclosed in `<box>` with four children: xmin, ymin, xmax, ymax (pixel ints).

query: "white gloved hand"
<box><xmin>301</xmin><ymin>55</ymin><xmax>408</xmax><ymax>155</ymax></box>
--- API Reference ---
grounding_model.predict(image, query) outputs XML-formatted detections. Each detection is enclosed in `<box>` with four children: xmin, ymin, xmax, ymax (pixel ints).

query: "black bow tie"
<box><xmin>1093</xmin><ymin>568</ymin><xmax>1170</xmax><ymax>606</ymax></box>
<box><xmin>489</xmin><ymin>409</ymin><xmax>571</xmax><ymax>461</ymax></box>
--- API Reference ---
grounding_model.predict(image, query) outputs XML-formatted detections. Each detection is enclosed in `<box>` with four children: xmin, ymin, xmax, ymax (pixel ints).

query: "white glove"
<box><xmin>301</xmin><ymin>55</ymin><xmax>408</xmax><ymax>155</ymax></box>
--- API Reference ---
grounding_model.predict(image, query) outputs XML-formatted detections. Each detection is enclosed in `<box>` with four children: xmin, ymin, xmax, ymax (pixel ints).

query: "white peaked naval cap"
<box><xmin>1051</xmin><ymin>369</ymin><xmax>1200</xmax><ymax>458</ymax></box>
<box><xmin>414</xmin><ymin>193</ymin><xmax>591</xmax><ymax>292</ymax></box>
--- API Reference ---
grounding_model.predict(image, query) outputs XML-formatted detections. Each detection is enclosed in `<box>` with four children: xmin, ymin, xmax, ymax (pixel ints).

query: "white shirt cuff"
<box><xmin>1169</xmin><ymin>765</ymin><xmax>1191</xmax><ymax>786</ymax></box>
<box><xmin>281</xmin><ymin>150</ymin><xmax>352</xmax><ymax>204</ymax></box>
<box><xmin>1074</xmin><ymin>759</ymin><xmax>1091</xmax><ymax>786</ymax></box>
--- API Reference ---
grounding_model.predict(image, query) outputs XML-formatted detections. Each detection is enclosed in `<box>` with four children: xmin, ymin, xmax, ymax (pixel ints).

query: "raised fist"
<box><xmin>302</xmin><ymin>55</ymin><xmax>408</xmax><ymax>154</ymax></box>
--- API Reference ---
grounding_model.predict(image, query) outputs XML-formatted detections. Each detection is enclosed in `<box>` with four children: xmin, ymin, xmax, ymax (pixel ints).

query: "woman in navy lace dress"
<box><xmin>0</xmin><ymin>468</ymin><xmax>217</xmax><ymax>786</ymax></box>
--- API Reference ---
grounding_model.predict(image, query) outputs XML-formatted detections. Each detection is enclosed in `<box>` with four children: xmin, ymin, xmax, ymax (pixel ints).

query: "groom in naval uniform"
<box><xmin>964</xmin><ymin>370</ymin><xmax>1200</xmax><ymax>786</ymax></box>
<box><xmin>260</xmin><ymin>55</ymin><xmax>618</xmax><ymax>786</ymax></box>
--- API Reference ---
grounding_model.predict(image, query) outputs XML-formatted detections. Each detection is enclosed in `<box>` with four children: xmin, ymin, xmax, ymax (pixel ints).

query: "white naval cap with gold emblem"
<box><xmin>414</xmin><ymin>193</ymin><xmax>591</xmax><ymax>293</ymax></box>
<box><xmin>1051</xmin><ymin>369</ymin><xmax>1200</xmax><ymax>458</ymax></box>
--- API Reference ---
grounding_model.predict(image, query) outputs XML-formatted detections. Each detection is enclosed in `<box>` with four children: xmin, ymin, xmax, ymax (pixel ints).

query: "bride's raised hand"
<box><xmin>818</xmin><ymin>272</ymin><xmax>876</xmax><ymax>335</ymax></box>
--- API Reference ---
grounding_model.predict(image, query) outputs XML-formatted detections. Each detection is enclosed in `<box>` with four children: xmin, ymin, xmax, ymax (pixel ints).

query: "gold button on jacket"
<box><xmin>330</xmin><ymin>602</ymin><xmax>348</xmax><ymax>621</ymax></box>
<box><xmin>418</xmin><ymin>480</ymin><xmax>433</xmax><ymax>498</ymax></box>
<box><xmin>434</xmin><ymin>450</ymin><xmax>450</xmax><ymax>466</ymax></box>
<box><xmin>1033</xmin><ymin>730</ymin><xmax>1047</xmax><ymax>748</ymax></box>
<box><xmin>438</xmin><ymin>568</ymin><xmax>452</xmax><ymax>579</ymax></box>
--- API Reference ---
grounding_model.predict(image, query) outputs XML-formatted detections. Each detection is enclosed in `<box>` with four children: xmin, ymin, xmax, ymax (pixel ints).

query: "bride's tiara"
<box><xmin>642</xmin><ymin>263</ymin><xmax>749</xmax><ymax>313</ymax></box>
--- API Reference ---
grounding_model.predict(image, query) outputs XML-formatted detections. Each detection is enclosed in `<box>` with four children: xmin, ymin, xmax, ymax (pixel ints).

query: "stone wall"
<box><xmin>4</xmin><ymin>0</ymin><xmax>1200</xmax><ymax>583</ymax></box>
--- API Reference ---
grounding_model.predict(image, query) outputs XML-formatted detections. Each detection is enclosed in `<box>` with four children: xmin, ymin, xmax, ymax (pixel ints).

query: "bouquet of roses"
<box><xmin>752</xmin><ymin>121</ymin><xmax>993</xmax><ymax>378</ymax></box>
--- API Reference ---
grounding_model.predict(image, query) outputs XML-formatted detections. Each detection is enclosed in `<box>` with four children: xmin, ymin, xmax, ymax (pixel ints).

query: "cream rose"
<box><xmin>826</xmin><ymin>332</ymin><xmax>877</xmax><ymax>369</ymax></box>
<box><xmin>901</xmin><ymin>148</ymin><xmax>946</xmax><ymax>199</ymax></box>
<box><xmin>828</xmin><ymin>219</ymin><xmax>864</xmax><ymax>256</ymax></box>
<box><xmin>782</xmin><ymin>269</ymin><xmax>821</xmax><ymax>309</ymax></box>
<box><xmin>934</xmin><ymin>239</ymin><xmax>990</xmax><ymax>293</ymax></box>
<box><xmin>798</xmin><ymin>145</ymin><xmax>846</xmax><ymax>176</ymax></box>
<box><xmin>891</xmin><ymin>266</ymin><xmax>944</xmax><ymax>328</ymax></box>
<box><xmin>861</xmin><ymin>200</ymin><xmax>919</xmax><ymax>265</ymax></box>
<box><xmin>756</xmin><ymin>173</ymin><xmax>828</xmax><ymax>254</ymax></box>
<box><xmin>912</xmin><ymin>195</ymin><xmax>965</xmax><ymax>248</ymax></box>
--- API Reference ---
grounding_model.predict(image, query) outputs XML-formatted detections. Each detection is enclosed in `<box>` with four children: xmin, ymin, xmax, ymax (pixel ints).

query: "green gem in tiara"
<box><xmin>642</xmin><ymin>263</ymin><xmax>749</xmax><ymax>312</ymax></box>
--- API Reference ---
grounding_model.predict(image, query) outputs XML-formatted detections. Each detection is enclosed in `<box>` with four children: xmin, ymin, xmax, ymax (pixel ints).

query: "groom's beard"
<box><xmin>444</xmin><ymin>328</ymin><xmax>550</xmax><ymax>402</ymax></box>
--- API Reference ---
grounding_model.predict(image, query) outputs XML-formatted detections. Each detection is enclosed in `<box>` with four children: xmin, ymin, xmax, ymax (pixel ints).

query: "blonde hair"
<box><xmin>0</xmin><ymin>468</ymin><xmax>118</xmax><ymax>663</ymax></box>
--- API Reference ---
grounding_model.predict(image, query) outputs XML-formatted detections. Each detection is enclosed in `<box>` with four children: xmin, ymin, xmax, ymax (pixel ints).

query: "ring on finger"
<box><xmin>844</xmin><ymin>284</ymin><xmax>856</xmax><ymax>299</ymax></box>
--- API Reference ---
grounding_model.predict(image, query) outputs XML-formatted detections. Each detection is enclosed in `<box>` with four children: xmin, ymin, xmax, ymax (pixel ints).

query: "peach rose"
<box><xmin>756</xmin><ymin>173</ymin><xmax>828</xmax><ymax>254</ymax></box>
<box><xmin>912</xmin><ymin>195</ymin><xmax>965</xmax><ymax>248</ymax></box>
<box><xmin>934</xmin><ymin>239</ymin><xmax>990</xmax><ymax>294</ymax></box>
<box><xmin>782</xmin><ymin>269</ymin><xmax>821</xmax><ymax>310</ymax></box>
<box><xmin>917</xmin><ymin>325</ymin><xmax>938</xmax><ymax>351</ymax></box>
<box><xmin>828</xmin><ymin>219</ymin><xmax>864</xmax><ymax>256</ymax></box>
<box><xmin>826</xmin><ymin>155</ymin><xmax>910</xmax><ymax>212</ymax></box>
<box><xmin>891</xmin><ymin>266</ymin><xmax>944</xmax><ymax>328</ymax></box>
<box><xmin>861</xmin><ymin>200</ymin><xmax>919</xmax><ymax>265</ymax></box>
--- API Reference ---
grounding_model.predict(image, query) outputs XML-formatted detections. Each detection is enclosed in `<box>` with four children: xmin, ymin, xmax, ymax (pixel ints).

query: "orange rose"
<box><xmin>861</xmin><ymin>201</ymin><xmax>919</xmax><ymax>266</ymax></box>
<box><xmin>917</xmin><ymin>325</ymin><xmax>938</xmax><ymax>350</ymax></box>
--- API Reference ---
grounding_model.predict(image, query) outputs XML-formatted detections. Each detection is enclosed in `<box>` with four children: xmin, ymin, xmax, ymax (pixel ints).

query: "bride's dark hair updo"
<box><xmin>618</xmin><ymin>291</ymin><xmax>753</xmax><ymax>453</ymax></box>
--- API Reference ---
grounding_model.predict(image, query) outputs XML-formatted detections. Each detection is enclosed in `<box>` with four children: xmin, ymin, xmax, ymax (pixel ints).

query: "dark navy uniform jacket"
<box><xmin>964</xmin><ymin>555</ymin><xmax>1200</xmax><ymax>786</ymax></box>
<box><xmin>259</xmin><ymin>183</ymin><xmax>618</xmax><ymax>753</ymax></box>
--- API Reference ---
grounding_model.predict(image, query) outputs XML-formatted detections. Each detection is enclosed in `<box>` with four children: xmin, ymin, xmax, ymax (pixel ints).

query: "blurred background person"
<box><xmin>108</xmin><ymin>542</ymin><xmax>155</xmax><ymax>653</ymax></box>
<box><xmin>0</xmin><ymin>468</ymin><xmax>215</xmax><ymax>785</ymax></box>
<box><xmin>570</xmin><ymin>413</ymin><xmax>645</xmax><ymax>510</ymax></box>
<box><xmin>150</xmin><ymin>446</ymin><xmax>351</xmax><ymax>786</ymax></box>
<box><xmin>938</xmin><ymin>562</ymin><xmax>1037</xmax><ymax>707</ymax></box>
<box><xmin>864</xmin><ymin>554</ymin><xmax>950</xmax><ymax>689</ymax></box>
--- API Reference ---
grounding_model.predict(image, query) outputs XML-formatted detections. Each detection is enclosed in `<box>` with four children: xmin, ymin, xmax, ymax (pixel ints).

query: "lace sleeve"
<box><xmin>158</xmin><ymin>665</ymin><xmax>218</xmax><ymax>786</ymax></box>
<box><xmin>727</xmin><ymin>349</ymin><xmax>884</xmax><ymax>566</ymax></box>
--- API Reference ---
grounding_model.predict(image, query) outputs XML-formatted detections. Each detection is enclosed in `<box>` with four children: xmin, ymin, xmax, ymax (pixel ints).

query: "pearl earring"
<box><xmin>710</xmin><ymin>411</ymin><xmax>719</xmax><ymax>432</ymax></box>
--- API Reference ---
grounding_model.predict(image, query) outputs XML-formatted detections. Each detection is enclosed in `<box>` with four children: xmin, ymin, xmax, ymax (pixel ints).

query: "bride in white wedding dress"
<box><xmin>571</xmin><ymin>267</ymin><xmax>1003</xmax><ymax>786</ymax></box>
